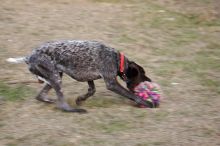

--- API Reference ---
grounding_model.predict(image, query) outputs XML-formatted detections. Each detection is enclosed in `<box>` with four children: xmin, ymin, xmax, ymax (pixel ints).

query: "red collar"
<box><xmin>120</xmin><ymin>52</ymin><xmax>125</xmax><ymax>73</ymax></box>
<box><xmin>119</xmin><ymin>52</ymin><xmax>127</xmax><ymax>81</ymax></box>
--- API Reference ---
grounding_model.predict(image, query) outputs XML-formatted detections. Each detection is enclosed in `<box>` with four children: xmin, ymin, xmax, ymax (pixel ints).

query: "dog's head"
<box><xmin>125</xmin><ymin>61</ymin><xmax>152</xmax><ymax>91</ymax></box>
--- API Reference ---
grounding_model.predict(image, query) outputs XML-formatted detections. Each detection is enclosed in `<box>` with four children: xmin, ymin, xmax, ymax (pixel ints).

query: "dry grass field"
<box><xmin>0</xmin><ymin>0</ymin><xmax>220</xmax><ymax>145</ymax></box>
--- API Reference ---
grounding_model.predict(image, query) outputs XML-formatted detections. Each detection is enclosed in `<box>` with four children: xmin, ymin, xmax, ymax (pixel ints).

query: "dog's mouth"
<box><xmin>144</xmin><ymin>75</ymin><xmax>152</xmax><ymax>82</ymax></box>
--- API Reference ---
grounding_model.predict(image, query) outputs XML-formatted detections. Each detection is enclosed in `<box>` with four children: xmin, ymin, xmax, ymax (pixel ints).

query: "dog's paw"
<box><xmin>62</xmin><ymin>108</ymin><xmax>87</xmax><ymax>113</ymax></box>
<box><xmin>36</xmin><ymin>96</ymin><xmax>56</xmax><ymax>104</ymax></box>
<box><xmin>57</xmin><ymin>102</ymin><xmax>87</xmax><ymax>113</ymax></box>
<box><xmin>135</xmin><ymin>98</ymin><xmax>155</xmax><ymax>108</ymax></box>
<box><xmin>72</xmin><ymin>108</ymin><xmax>87</xmax><ymax>113</ymax></box>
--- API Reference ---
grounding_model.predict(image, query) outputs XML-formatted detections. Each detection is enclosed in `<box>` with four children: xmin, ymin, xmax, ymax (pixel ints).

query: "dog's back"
<box><xmin>27</xmin><ymin>40</ymin><xmax>119</xmax><ymax>81</ymax></box>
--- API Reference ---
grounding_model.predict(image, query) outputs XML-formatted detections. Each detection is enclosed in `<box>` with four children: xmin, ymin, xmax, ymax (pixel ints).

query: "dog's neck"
<box><xmin>117</xmin><ymin>52</ymin><xmax>129</xmax><ymax>81</ymax></box>
<box><xmin>117</xmin><ymin>52</ymin><xmax>149</xmax><ymax>91</ymax></box>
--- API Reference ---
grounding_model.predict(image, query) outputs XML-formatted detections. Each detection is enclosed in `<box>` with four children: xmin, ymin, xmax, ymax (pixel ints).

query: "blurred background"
<box><xmin>0</xmin><ymin>0</ymin><xmax>219</xmax><ymax>146</ymax></box>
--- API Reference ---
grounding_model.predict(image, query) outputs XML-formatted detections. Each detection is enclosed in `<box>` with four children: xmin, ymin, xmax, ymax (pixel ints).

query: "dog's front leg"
<box><xmin>76</xmin><ymin>81</ymin><xmax>96</xmax><ymax>105</ymax></box>
<box><xmin>104</xmin><ymin>77</ymin><xmax>153</xmax><ymax>107</ymax></box>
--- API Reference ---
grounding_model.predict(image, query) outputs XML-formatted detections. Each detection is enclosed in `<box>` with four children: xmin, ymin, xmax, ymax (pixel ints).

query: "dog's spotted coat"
<box><xmin>26</xmin><ymin>40</ymin><xmax>153</xmax><ymax>112</ymax></box>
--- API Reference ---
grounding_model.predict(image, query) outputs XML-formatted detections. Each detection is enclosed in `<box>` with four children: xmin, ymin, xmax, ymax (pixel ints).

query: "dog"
<box><xmin>7</xmin><ymin>40</ymin><xmax>153</xmax><ymax>113</ymax></box>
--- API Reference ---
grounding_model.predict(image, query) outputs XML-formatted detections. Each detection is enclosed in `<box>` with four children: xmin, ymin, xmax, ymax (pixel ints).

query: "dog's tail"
<box><xmin>6</xmin><ymin>57</ymin><xmax>27</xmax><ymax>64</ymax></box>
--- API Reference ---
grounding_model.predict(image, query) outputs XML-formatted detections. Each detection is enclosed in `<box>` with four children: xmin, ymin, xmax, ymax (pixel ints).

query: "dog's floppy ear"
<box><xmin>126</xmin><ymin>61</ymin><xmax>139</xmax><ymax>79</ymax></box>
<box><xmin>126</xmin><ymin>61</ymin><xmax>152</xmax><ymax>82</ymax></box>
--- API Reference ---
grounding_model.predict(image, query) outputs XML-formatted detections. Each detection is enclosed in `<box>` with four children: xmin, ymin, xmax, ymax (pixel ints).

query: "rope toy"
<box><xmin>134</xmin><ymin>81</ymin><xmax>161</xmax><ymax>108</ymax></box>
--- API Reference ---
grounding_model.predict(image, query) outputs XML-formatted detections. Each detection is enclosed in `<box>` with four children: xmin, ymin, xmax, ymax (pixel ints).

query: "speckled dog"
<box><xmin>7</xmin><ymin>40</ymin><xmax>153</xmax><ymax>113</ymax></box>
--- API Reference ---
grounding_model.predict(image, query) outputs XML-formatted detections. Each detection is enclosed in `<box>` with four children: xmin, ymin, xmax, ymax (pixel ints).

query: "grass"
<box><xmin>152</xmin><ymin>52</ymin><xmax>220</xmax><ymax>94</ymax></box>
<box><xmin>92</xmin><ymin>0</ymin><xmax>132</xmax><ymax>3</ymax></box>
<box><xmin>153</xmin><ymin>111</ymin><xmax>169</xmax><ymax>122</ymax></box>
<box><xmin>0</xmin><ymin>0</ymin><xmax>219</xmax><ymax>146</ymax></box>
<box><xmin>6</xmin><ymin>144</ymin><xmax>17</xmax><ymax>146</ymax></box>
<box><xmin>0</xmin><ymin>82</ymin><xmax>34</xmax><ymax>101</ymax></box>
<box><xmin>83</xmin><ymin>97</ymin><xmax>126</xmax><ymax>108</ymax></box>
<box><xmin>127</xmin><ymin>0</ymin><xmax>220</xmax><ymax>95</ymax></box>
<box><xmin>187</xmin><ymin>42</ymin><xmax>220</xmax><ymax>94</ymax></box>
<box><xmin>97</xmin><ymin>119</ymin><xmax>130</xmax><ymax>133</ymax></box>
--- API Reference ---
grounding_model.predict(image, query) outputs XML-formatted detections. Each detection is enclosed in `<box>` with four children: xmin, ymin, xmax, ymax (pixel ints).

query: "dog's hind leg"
<box><xmin>36</xmin><ymin>72</ymin><xmax>63</xmax><ymax>103</ymax></box>
<box><xmin>29</xmin><ymin>59</ymin><xmax>86</xmax><ymax>113</ymax></box>
<box><xmin>75</xmin><ymin>81</ymin><xmax>96</xmax><ymax>105</ymax></box>
<box><xmin>36</xmin><ymin>84</ymin><xmax>54</xmax><ymax>103</ymax></box>
<box><xmin>40</xmin><ymin>70</ymin><xmax>86</xmax><ymax>113</ymax></box>
<box><xmin>40</xmin><ymin>71</ymin><xmax>86</xmax><ymax>113</ymax></box>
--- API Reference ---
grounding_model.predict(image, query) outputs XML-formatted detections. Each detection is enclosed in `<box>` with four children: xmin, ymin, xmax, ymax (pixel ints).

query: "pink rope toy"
<box><xmin>134</xmin><ymin>81</ymin><xmax>161</xmax><ymax>108</ymax></box>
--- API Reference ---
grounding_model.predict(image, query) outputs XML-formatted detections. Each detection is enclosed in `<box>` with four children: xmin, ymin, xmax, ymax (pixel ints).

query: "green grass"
<box><xmin>83</xmin><ymin>96</ymin><xmax>126</xmax><ymax>108</ymax></box>
<box><xmin>0</xmin><ymin>82</ymin><xmax>34</xmax><ymax>101</ymax></box>
<box><xmin>0</xmin><ymin>1</ymin><xmax>219</xmax><ymax>146</ymax></box>
<box><xmin>153</xmin><ymin>111</ymin><xmax>169</xmax><ymax>122</ymax></box>
<box><xmin>187</xmin><ymin>43</ymin><xmax>220</xmax><ymax>94</ymax></box>
<box><xmin>6</xmin><ymin>144</ymin><xmax>17</xmax><ymax>146</ymax></box>
<box><xmin>148</xmin><ymin>1</ymin><xmax>220</xmax><ymax>28</ymax></box>
<box><xmin>91</xmin><ymin>0</ymin><xmax>134</xmax><ymax>3</ymax></box>
<box><xmin>153</xmin><ymin>53</ymin><xmax>220</xmax><ymax>94</ymax></box>
<box><xmin>118</xmin><ymin>34</ymin><xmax>137</xmax><ymax>43</ymax></box>
<box><xmin>96</xmin><ymin>119</ymin><xmax>130</xmax><ymax>133</ymax></box>
<box><xmin>128</xmin><ymin>1</ymin><xmax>220</xmax><ymax>95</ymax></box>
<box><xmin>0</xmin><ymin>122</ymin><xmax>5</xmax><ymax>128</ymax></box>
